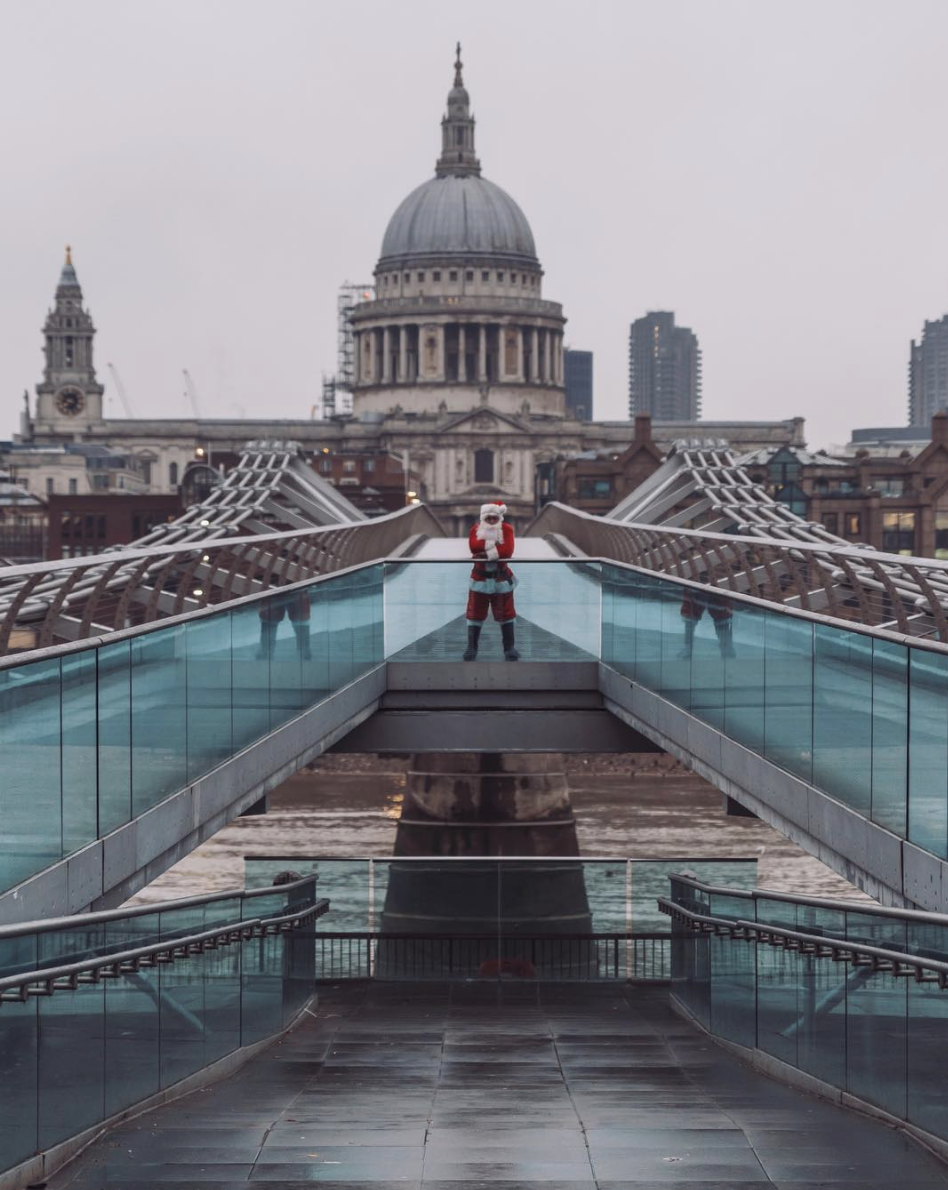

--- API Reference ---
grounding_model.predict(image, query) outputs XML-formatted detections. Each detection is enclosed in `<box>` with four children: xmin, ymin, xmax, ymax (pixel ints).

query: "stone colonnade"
<box><xmin>354</xmin><ymin>322</ymin><xmax>564</xmax><ymax>386</ymax></box>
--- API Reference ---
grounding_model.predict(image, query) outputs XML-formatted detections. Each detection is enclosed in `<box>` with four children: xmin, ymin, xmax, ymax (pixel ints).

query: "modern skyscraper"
<box><xmin>909</xmin><ymin>316</ymin><xmax>948</xmax><ymax>427</ymax></box>
<box><xmin>628</xmin><ymin>311</ymin><xmax>701</xmax><ymax>421</ymax></box>
<box><xmin>564</xmin><ymin>349</ymin><xmax>593</xmax><ymax>421</ymax></box>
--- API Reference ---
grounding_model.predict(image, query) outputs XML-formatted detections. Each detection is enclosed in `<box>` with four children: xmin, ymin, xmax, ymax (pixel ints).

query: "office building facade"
<box><xmin>909</xmin><ymin>315</ymin><xmax>948</xmax><ymax>427</ymax></box>
<box><xmin>564</xmin><ymin>349</ymin><xmax>593</xmax><ymax>421</ymax></box>
<box><xmin>628</xmin><ymin>311</ymin><xmax>701</xmax><ymax>421</ymax></box>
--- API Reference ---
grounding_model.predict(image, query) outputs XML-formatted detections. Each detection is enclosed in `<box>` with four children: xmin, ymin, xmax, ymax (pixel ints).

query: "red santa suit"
<box><xmin>466</xmin><ymin>505</ymin><xmax>517</xmax><ymax>624</ymax></box>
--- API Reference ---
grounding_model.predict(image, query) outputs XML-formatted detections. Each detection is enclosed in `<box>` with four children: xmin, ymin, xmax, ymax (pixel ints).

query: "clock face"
<box><xmin>56</xmin><ymin>387</ymin><xmax>85</xmax><ymax>416</ymax></box>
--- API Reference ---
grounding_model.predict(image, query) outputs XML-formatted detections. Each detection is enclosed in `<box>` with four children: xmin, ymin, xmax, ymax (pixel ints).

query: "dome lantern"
<box><xmin>436</xmin><ymin>42</ymin><xmax>480</xmax><ymax>179</ymax></box>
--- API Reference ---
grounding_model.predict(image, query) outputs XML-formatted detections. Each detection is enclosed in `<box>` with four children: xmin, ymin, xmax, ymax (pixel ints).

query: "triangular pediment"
<box><xmin>437</xmin><ymin>406</ymin><xmax>530</xmax><ymax>434</ymax></box>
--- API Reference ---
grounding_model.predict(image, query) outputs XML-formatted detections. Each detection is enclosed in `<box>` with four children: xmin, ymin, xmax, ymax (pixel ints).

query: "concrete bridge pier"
<box><xmin>393</xmin><ymin>751</ymin><xmax>580</xmax><ymax>857</ymax></box>
<box><xmin>381</xmin><ymin>752</ymin><xmax>593</xmax><ymax>969</ymax></box>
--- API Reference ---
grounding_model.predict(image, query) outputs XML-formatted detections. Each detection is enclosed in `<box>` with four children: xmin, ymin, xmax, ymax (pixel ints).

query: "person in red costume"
<box><xmin>464</xmin><ymin>502</ymin><xmax>519</xmax><ymax>661</ymax></box>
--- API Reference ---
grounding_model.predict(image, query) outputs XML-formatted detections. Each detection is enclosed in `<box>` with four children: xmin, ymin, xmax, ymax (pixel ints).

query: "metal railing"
<box><xmin>0</xmin><ymin>502</ymin><xmax>439</xmax><ymax>655</ymax></box>
<box><xmin>310</xmin><ymin>930</ymin><xmax>670</xmax><ymax>982</ymax></box>
<box><xmin>658</xmin><ymin>899</ymin><xmax>948</xmax><ymax>989</ymax></box>
<box><xmin>0</xmin><ymin>878</ymin><xmax>328</xmax><ymax>1185</ymax></box>
<box><xmin>0</xmin><ymin>900</ymin><xmax>328</xmax><ymax>1005</ymax></box>
<box><xmin>532</xmin><ymin>501</ymin><xmax>948</xmax><ymax>641</ymax></box>
<box><xmin>661</xmin><ymin>872</ymin><xmax>948</xmax><ymax>1149</ymax></box>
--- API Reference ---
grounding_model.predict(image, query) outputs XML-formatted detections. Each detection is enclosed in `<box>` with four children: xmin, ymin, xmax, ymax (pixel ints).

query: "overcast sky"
<box><xmin>1</xmin><ymin>0</ymin><xmax>945</xmax><ymax>448</ymax></box>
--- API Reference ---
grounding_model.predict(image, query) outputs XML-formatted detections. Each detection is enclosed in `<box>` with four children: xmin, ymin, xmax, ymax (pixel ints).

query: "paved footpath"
<box><xmin>50</xmin><ymin>982</ymin><xmax>948</xmax><ymax>1188</ymax></box>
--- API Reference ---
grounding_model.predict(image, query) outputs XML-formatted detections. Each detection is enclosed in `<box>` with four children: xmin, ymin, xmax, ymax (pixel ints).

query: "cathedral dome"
<box><xmin>378</xmin><ymin>174</ymin><xmax>537</xmax><ymax>268</ymax></box>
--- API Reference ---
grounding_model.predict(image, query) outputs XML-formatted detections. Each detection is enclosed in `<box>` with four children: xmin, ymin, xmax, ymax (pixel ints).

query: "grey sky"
<box><xmin>1</xmin><ymin>0</ymin><xmax>945</xmax><ymax>447</ymax></box>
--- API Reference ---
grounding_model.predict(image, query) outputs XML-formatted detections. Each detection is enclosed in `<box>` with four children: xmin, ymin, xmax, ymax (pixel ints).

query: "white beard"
<box><xmin>476</xmin><ymin>520</ymin><xmax>503</xmax><ymax>546</ymax></box>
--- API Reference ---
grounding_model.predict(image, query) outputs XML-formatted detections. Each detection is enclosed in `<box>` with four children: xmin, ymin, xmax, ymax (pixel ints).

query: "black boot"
<box><xmin>501</xmin><ymin>620</ymin><xmax>520</xmax><ymax>661</ymax></box>
<box><xmin>715</xmin><ymin>618</ymin><xmax>736</xmax><ymax>659</ymax></box>
<box><xmin>677</xmin><ymin>618</ymin><xmax>696</xmax><ymax>660</ymax></box>
<box><xmin>463</xmin><ymin>624</ymin><xmax>481</xmax><ymax>661</ymax></box>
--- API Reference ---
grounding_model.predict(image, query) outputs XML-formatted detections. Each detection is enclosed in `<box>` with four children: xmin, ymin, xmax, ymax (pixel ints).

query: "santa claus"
<box><xmin>464</xmin><ymin>503</ymin><xmax>519</xmax><ymax>661</ymax></box>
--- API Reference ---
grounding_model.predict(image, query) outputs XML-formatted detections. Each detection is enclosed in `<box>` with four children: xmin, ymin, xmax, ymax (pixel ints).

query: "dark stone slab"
<box><xmin>45</xmin><ymin>984</ymin><xmax>948</xmax><ymax>1190</ymax></box>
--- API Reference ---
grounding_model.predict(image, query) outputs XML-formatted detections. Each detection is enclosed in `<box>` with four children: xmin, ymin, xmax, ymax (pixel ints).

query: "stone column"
<box><xmin>543</xmin><ymin>330</ymin><xmax>552</xmax><ymax>384</ymax></box>
<box><xmin>398</xmin><ymin>326</ymin><xmax>408</xmax><ymax>382</ymax></box>
<box><xmin>458</xmin><ymin>325</ymin><xmax>467</xmax><ymax>381</ymax></box>
<box><xmin>437</xmin><ymin>324</ymin><xmax>446</xmax><ymax>380</ymax></box>
<box><xmin>516</xmin><ymin>328</ymin><xmax>525</xmax><ymax>381</ymax></box>
<box><xmin>352</xmin><ymin>332</ymin><xmax>361</xmax><ymax>382</ymax></box>
<box><xmin>530</xmin><ymin>328</ymin><xmax>540</xmax><ymax>383</ymax></box>
<box><xmin>478</xmin><ymin>324</ymin><xmax>487</xmax><ymax>382</ymax></box>
<box><xmin>382</xmin><ymin>328</ymin><xmax>392</xmax><ymax>383</ymax></box>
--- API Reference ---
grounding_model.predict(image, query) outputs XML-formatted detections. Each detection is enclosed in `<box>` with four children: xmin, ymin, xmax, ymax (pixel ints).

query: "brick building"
<box><xmin>745</xmin><ymin>413</ymin><xmax>948</xmax><ymax>557</ymax></box>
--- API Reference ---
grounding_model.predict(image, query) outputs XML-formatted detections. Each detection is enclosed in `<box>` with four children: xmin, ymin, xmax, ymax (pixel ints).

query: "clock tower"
<box><xmin>34</xmin><ymin>247</ymin><xmax>104</xmax><ymax>435</ymax></box>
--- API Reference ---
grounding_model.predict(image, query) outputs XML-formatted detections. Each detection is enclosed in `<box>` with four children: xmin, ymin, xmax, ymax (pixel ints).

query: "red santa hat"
<box><xmin>479</xmin><ymin>503</ymin><xmax>507</xmax><ymax>520</ymax></box>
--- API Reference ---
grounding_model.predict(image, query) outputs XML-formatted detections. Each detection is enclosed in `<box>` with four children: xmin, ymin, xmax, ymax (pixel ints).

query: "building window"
<box><xmin>68</xmin><ymin>478</ymin><xmax>78</xmax><ymax>495</ymax></box>
<box><xmin>364</xmin><ymin>458</ymin><xmax>375</xmax><ymax>473</ymax></box>
<box><xmin>511</xmin><ymin>274</ymin><xmax>517</xmax><ymax>283</ymax></box>
<box><xmin>845</xmin><ymin>513</ymin><xmax>861</xmax><ymax>537</ymax></box>
<box><xmin>403</xmin><ymin>272</ymin><xmax>410</xmax><ymax>281</ymax></box>
<box><xmin>474</xmin><ymin>449</ymin><xmax>494</xmax><ymax>483</ymax></box>
<box><xmin>882</xmin><ymin>511</ymin><xmax>915</xmax><ymax>555</ymax></box>
<box><xmin>936</xmin><ymin>511</ymin><xmax>948</xmax><ymax>559</ymax></box>
<box><xmin>579</xmin><ymin>478</ymin><xmax>613</xmax><ymax>500</ymax></box>
<box><xmin>46</xmin><ymin>477</ymin><xmax>54</xmax><ymax>495</ymax></box>
<box><xmin>497</xmin><ymin>272</ymin><xmax>504</xmax><ymax>281</ymax></box>
<box><xmin>64</xmin><ymin>336</ymin><xmax>74</xmax><ymax>366</ymax></box>
<box><xmin>417</xmin><ymin>272</ymin><xmax>425</xmax><ymax>282</ymax></box>
<box><xmin>876</xmin><ymin>476</ymin><xmax>905</xmax><ymax>497</ymax></box>
<box><xmin>169</xmin><ymin>461</ymin><xmax>179</xmax><ymax>485</ymax></box>
<box><xmin>343</xmin><ymin>460</ymin><xmax>356</xmax><ymax>473</ymax></box>
<box><xmin>449</xmin><ymin>271</ymin><xmax>458</xmax><ymax>282</ymax></box>
<box><xmin>482</xmin><ymin>271</ymin><xmax>490</xmax><ymax>281</ymax></box>
<box><xmin>465</xmin><ymin>270</ymin><xmax>473</xmax><ymax>281</ymax></box>
<box><xmin>823</xmin><ymin>512</ymin><xmax>839</xmax><ymax>534</ymax></box>
<box><xmin>320</xmin><ymin>458</ymin><xmax>332</xmax><ymax>474</ymax></box>
<box><xmin>432</xmin><ymin>271</ymin><xmax>441</xmax><ymax>281</ymax></box>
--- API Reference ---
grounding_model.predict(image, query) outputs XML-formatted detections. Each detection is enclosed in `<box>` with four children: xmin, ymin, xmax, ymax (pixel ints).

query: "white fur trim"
<box><xmin>486</xmin><ymin>545</ymin><xmax>499</xmax><ymax>560</ymax></box>
<box><xmin>479</xmin><ymin>503</ymin><xmax>506</xmax><ymax>520</ymax></box>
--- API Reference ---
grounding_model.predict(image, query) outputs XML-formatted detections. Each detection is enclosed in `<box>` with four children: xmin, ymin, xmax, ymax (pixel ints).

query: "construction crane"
<box><xmin>106</xmin><ymin>362</ymin><xmax>136</xmax><ymax>418</ymax></box>
<box><xmin>182</xmin><ymin>369</ymin><xmax>203</xmax><ymax>419</ymax></box>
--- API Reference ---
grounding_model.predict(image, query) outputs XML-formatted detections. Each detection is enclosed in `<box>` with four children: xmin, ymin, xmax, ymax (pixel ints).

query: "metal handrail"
<box><xmin>0</xmin><ymin>873</ymin><xmax>319</xmax><ymax>939</ymax></box>
<box><xmin>658</xmin><ymin>898</ymin><xmax>948</xmax><ymax>988</ymax></box>
<box><xmin>530</xmin><ymin>501</ymin><xmax>948</xmax><ymax>643</ymax></box>
<box><xmin>0</xmin><ymin>897</ymin><xmax>329</xmax><ymax>1005</ymax></box>
<box><xmin>666</xmin><ymin>871</ymin><xmax>948</xmax><ymax>928</ymax></box>
<box><xmin>0</xmin><ymin>502</ymin><xmax>441</xmax><ymax>658</ymax></box>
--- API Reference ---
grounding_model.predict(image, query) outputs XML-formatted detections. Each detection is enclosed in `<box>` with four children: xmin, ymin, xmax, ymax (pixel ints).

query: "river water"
<box><xmin>126</xmin><ymin>754</ymin><xmax>868</xmax><ymax>906</ymax></box>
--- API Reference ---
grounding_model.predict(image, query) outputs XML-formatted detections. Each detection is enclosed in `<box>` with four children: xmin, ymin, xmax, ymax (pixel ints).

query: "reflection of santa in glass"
<box><xmin>464</xmin><ymin>503</ymin><xmax>519</xmax><ymax>661</ymax></box>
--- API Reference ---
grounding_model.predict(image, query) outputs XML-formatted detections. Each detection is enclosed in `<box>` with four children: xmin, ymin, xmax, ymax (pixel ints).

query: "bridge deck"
<box><xmin>50</xmin><ymin>984</ymin><xmax>948</xmax><ymax>1188</ymax></box>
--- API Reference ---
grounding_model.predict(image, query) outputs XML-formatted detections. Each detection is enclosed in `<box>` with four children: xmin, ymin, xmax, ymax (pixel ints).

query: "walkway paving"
<box><xmin>389</xmin><ymin>614</ymin><xmax>594</xmax><ymax>662</ymax></box>
<box><xmin>50</xmin><ymin>983</ymin><xmax>948</xmax><ymax>1188</ymax></box>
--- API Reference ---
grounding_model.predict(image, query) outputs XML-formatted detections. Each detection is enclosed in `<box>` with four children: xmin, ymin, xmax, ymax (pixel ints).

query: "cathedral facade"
<box><xmin>13</xmin><ymin>51</ymin><xmax>800</xmax><ymax>535</ymax></box>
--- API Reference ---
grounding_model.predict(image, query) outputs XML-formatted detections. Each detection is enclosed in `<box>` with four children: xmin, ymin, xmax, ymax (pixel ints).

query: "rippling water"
<box><xmin>126</xmin><ymin>758</ymin><xmax>868</xmax><ymax>906</ymax></box>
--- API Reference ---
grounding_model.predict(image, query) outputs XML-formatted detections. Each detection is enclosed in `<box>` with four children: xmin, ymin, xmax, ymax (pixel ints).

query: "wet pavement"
<box><xmin>50</xmin><ymin>982</ymin><xmax>948</xmax><ymax>1188</ymax></box>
